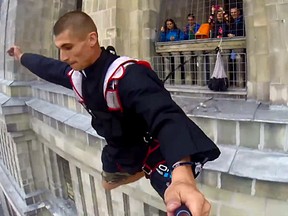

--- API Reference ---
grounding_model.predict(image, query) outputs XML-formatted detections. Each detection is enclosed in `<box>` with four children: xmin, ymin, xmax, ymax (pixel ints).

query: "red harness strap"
<box><xmin>142</xmin><ymin>139</ymin><xmax>166</xmax><ymax>178</ymax></box>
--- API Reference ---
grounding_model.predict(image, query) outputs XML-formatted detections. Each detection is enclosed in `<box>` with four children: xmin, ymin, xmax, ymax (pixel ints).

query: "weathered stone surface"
<box><xmin>239</xmin><ymin>121</ymin><xmax>260</xmax><ymax>148</ymax></box>
<box><xmin>221</xmin><ymin>174</ymin><xmax>253</xmax><ymax>195</ymax></box>
<box><xmin>216</xmin><ymin>120</ymin><xmax>237</xmax><ymax>145</ymax></box>
<box><xmin>263</xmin><ymin>123</ymin><xmax>287</xmax><ymax>151</ymax></box>
<box><xmin>26</xmin><ymin>98</ymin><xmax>76</xmax><ymax>122</ymax></box>
<box><xmin>229</xmin><ymin>149</ymin><xmax>288</xmax><ymax>182</ymax></box>
<box><xmin>204</xmin><ymin>145</ymin><xmax>236</xmax><ymax>173</ymax></box>
<box><xmin>255</xmin><ymin>180</ymin><xmax>288</xmax><ymax>201</ymax></box>
<box><xmin>254</xmin><ymin>103</ymin><xmax>288</xmax><ymax>123</ymax></box>
<box><xmin>265</xmin><ymin>199</ymin><xmax>288</xmax><ymax>216</ymax></box>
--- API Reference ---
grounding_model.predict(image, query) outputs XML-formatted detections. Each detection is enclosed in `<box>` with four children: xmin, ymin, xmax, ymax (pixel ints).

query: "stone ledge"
<box><xmin>27</xmin><ymin>98</ymin><xmax>76</xmax><ymax>123</ymax></box>
<box><xmin>26</xmin><ymin>98</ymin><xmax>288</xmax><ymax>185</ymax></box>
<box><xmin>172</xmin><ymin>96</ymin><xmax>288</xmax><ymax>123</ymax></box>
<box><xmin>29</xmin><ymin>82</ymin><xmax>288</xmax><ymax>124</ymax></box>
<box><xmin>32</xmin><ymin>82</ymin><xmax>73</xmax><ymax>96</ymax></box>
<box><xmin>205</xmin><ymin>145</ymin><xmax>288</xmax><ymax>183</ymax></box>
<box><xmin>26</xmin><ymin>98</ymin><xmax>104</xmax><ymax>140</ymax></box>
<box><xmin>0</xmin><ymin>80</ymin><xmax>33</xmax><ymax>97</ymax></box>
<box><xmin>168</xmin><ymin>86</ymin><xmax>247</xmax><ymax>100</ymax></box>
<box><xmin>167</xmin><ymin>85</ymin><xmax>247</xmax><ymax>96</ymax></box>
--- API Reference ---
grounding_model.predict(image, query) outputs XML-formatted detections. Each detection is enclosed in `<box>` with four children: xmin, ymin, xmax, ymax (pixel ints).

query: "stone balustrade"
<box><xmin>152</xmin><ymin>38</ymin><xmax>247</xmax><ymax>97</ymax></box>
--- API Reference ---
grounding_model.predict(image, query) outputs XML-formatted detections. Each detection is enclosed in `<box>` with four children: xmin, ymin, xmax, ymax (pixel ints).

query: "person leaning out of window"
<box><xmin>183</xmin><ymin>14</ymin><xmax>201</xmax><ymax>40</ymax></box>
<box><xmin>160</xmin><ymin>18</ymin><xmax>184</xmax><ymax>42</ymax></box>
<box><xmin>227</xmin><ymin>7</ymin><xmax>245</xmax><ymax>38</ymax></box>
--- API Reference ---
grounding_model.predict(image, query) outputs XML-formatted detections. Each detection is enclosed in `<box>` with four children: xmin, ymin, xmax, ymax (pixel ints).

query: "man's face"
<box><xmin>54</xmin><ymin>29</ymin><xmax>93</xmax><ymax>70</ymax></box>
<box><xmin>187</xmin><ymin>16</ymin><xmax>195</xmax><ymax>25</ymax></box>
<box><xmin>231</xmin><ymin>8</ymin><xmax>240</xmax><ymax>19</ymax></box>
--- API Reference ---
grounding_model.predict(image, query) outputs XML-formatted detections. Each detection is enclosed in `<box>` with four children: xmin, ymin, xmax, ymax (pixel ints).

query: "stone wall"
<box><xmin>84</xmin><ymin>0</ymin><xmax>162</xmax><ymax>61</ymax></box>
<box><xmin>245</xmin><ymin>0</ymin><xmax>288</xmax><ymax>104</ymax></box>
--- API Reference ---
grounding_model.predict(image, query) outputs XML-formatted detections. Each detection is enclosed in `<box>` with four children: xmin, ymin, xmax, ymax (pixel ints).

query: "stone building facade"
<box><xmin>0</xmin><ymin>0</ymin><xmax>288</xmax><ymax>216</ymax></box>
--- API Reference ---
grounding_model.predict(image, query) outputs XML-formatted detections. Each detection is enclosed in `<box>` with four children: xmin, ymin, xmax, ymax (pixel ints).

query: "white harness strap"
<box><xmin>103</xmin><ymin>56</ymin><xmax>135</xmax><ymax>95</ymax></box>
<box><xmin>104</xmin><ymin>57</ymin><xmax>137</xmax><ymax>111</ymax></box>
<box><xmin>68</xmin><ymin>69</ymin><xmax>85</xmax><ymax>103</ymax></box>
<box><xmin>68</xmin><ymin>57</ymin><xmax>137</xmax><ymax>110</ymax></box>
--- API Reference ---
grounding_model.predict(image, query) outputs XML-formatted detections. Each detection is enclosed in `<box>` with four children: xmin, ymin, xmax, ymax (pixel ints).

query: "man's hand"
<box><xmin>228</xmin><ymin>33</ymin><xmax>235</xmax><ymax>38</ymax></box>
<box><xmin>211</xmin><ymin>5</ymin><xmax>215</xmax><ymax>14</ymax></box>
<box><xmin>165</xmin><ymin>159</ymin><xmax>210</xmax><ymax>216</ymax></box>
<box><xmin>7</xmin><ymin>46</ymin><xmax>23</xmax><ymax>61</ymax></box>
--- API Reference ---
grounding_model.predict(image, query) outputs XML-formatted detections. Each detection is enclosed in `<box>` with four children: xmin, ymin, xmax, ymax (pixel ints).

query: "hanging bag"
<box><xmin>208</xmin><ymin>51</ymin><xmax>228</xmax><ymax>91</ymax></box>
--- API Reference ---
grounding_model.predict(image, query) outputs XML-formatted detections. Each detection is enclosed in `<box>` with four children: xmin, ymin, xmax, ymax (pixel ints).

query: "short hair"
<box><xmin>53</xmin><ymin>11</ymin><xmax>97</xmax><ymax>38</ymax></box>
<box><xmin>187</xmin><ymin>14</ymin><xmax>195</xmax><ymax>19</ymax></box>
<box><xmin>230</xmin><ymin>7</ymin><xmax>242</xmax><ymax>16</ymax></box>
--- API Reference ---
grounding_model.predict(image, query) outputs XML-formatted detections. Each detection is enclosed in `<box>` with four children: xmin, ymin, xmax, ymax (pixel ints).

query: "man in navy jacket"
<box><xmin>8</xmin><ymin>11</ymin><xmax>220</xmax><ymax>216</ymax></box>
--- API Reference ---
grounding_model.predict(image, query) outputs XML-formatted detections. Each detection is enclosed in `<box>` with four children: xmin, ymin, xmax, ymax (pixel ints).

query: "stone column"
<box><xmin>87</xmin><ymin>0</ymin><xmax>163</xmax><ymax>60</ymax></box>
<box><xmin>171</xmin><ymin>52</ymin><xmax>182</xmax><ymax>85</ymax></box>
<box><xmin>161</xmin><ymin>52</ymin><xmax>172</xmax><ymax>83</ymax></box>
<box><xmin>44</xmin><ymin>146</ymin><xmax>64</xmax><ymax>198</ymax></box>
<box><xmin>195</xmin><ymin>51</ymin><xmax>205</xmax><ymax>86</ymax></box>
<box><xmin>92</xmin><ymin>175</ymin><xmax>109</xmax><ymax>216</ymax></box>
<box><xmin>234</xmin><ymin>48</ymin><xmax>246</xmax><ymax>88</ymax></box>
<box><xmin>208</xmin><ymin>52</ymin><xmax>216</xmax><ymax>82</ymax></box>
<box><xmin>80</xmin><ymin>171</ymin><xmax>97</xmax><ymax>216</ymax></box>
<box><xmin>246</xmin><ymin>0</ymin><xmax>288</xmax><ymax>104</ymax></box>
<box><xmin>70</xmin><ymin>164</ymin><xmax>86</xmax><ymax>216</ymax></box>
<box><xmin>245</xmin><ymin>0</ymin><xmax>270</xmax><ymax>101</ymax></box>
<box><xmin>265</xmin><ymin>1</ymin><xmax>288</xmax><ymax>105</ymax></box>
<box><xmin>129</xmin><ymin>198</ymin><xmax>145</xmax><ymax>216</ymax></box>
<box><xmin>182</xmin><ymin>51</ymin><xmax>193</xmax><ymax>85</ymax></box>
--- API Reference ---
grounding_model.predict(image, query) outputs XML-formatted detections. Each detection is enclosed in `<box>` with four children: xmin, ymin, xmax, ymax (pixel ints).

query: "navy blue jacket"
<box><xmin>229</xmin><ymin>16</ymin><xmax>245</xmax><ymax>36</ymax></box>
<box><xmin>21</xmin><ymin>49</ymin><xmax>220</xmax><ymax>173</ymax></box>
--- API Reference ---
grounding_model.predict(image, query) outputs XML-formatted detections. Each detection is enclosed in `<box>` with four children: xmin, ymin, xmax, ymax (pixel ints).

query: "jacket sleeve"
<box><xmin>183</xmin><ymin>25</ymin><xmax>189</xmax><ymax>40</ymax></box>
<box><xmin>20</xmin><ymin>53</ymin><xmax>72</xmax><ymax>89</ymax></box>
<box><xmin>176</xmin><ymin>30</ymin><xmax>185</xmax><ymax>41</ymax></box>
<box><xmin>160</xmin><ymin>32</ymin><xmax>167</xmax><ymax>42</ymax></box>
<box><xmin>118</xmin><ymin>64</ymin><xmax>220</xmax><ymax>168</ymax></box>
<box><xmin>236</xmin><ymin>18</ymin><xmax>245</xmax><ymax>36</ymax></box>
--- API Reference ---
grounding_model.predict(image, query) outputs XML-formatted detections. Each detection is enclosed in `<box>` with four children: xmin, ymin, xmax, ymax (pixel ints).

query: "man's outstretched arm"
<box><xmin>7</xmin><ymin>46</ymin><xmax>72</xmax><ymax>89</ymax></box>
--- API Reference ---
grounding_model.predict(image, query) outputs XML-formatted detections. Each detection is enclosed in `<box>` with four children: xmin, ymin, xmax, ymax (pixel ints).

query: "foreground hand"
<box><xmin>7</xmin><ymin>46</ymin><xmax>23</xmax><ymax>61</ymax></box>
<box><xmin>165</xmin><ymin>181</ymin><xmax>210</xmax><ymax>216</ymax></box>
<box><xmin>165</xmin><ymin>161</ymin><xmax>210</xmax><ymax>216</ymax></box>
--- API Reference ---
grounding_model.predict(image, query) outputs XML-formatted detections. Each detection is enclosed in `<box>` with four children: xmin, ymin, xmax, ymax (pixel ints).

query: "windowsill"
<box><xmin>155</xmin><ymin>37</ymin><xmax>246</xmax><ymax>53</ymax></box>
<box><xmin>166</xmin><ymin>85</ymin><xmax>247</xmax><ymax>95</ymax></box>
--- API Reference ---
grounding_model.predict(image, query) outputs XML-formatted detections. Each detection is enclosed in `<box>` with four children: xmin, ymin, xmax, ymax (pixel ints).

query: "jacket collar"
<box><xmin>84</xmin><ymin>47</ymin><xmax>119</xmax><ymax>78</ymax></box>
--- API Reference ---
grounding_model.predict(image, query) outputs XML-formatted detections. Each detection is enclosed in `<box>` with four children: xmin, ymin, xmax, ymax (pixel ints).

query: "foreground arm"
<box><xmin>118</xmin><ymin>64</ymin><xmax>220</xmax><ymax>216</ymax></box>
